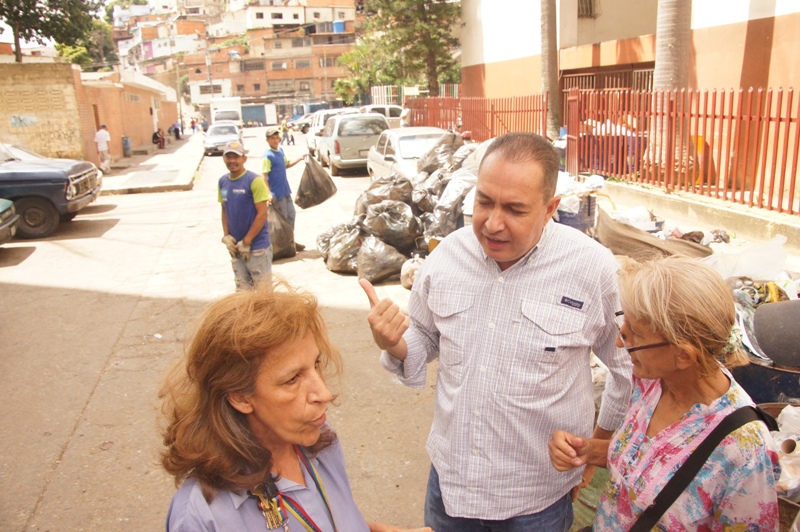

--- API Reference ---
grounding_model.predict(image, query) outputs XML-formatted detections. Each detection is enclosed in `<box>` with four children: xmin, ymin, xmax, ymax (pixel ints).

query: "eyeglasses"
<box><xmin>614</xmin><ymin>311</ymin><xmax>671</xmax><ymax>354</ymax></box>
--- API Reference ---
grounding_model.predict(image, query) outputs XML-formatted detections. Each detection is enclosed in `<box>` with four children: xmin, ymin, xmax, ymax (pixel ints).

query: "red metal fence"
<box><xmin>567</xmin><ymin>87</ymin><xmax>800</xmax><ymax>215</ymax></box>
<box><xmin>407</xmin><ymin>95</ymin><xmax>548</xmax><ymax>141</ymax></box>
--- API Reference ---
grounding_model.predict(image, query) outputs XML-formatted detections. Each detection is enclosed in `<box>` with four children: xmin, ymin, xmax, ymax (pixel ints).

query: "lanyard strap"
<box><xmin>275</xmin><ymin>446</ymin><xmax>337</xmax><ymax>532</ymax></box>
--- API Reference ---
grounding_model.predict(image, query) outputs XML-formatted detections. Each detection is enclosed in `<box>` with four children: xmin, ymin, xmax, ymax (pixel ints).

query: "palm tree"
<box><xmin>541</xmin><ymin>0</ymin><xmax>560</xmax><ymax>140</ymax></box>
<box><xmin>648</xmin><ymin>0</ymin><xmax>692</xmax><ymax>184</ymax></box>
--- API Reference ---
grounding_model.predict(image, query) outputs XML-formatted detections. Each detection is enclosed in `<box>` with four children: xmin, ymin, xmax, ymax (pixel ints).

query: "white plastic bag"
<box><xmin>701</xmin><ymin>235</ymin><xmax>787</xmax><ymax>280</ymax></box>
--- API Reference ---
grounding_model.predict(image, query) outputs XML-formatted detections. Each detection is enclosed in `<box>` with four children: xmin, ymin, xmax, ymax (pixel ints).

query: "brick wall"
<box><xmin>0</xmin><ymin>63</ymin><xmax>179</xmax><ymax>166</ymax></box>
<box><xmin>0</xmin><ymin>63</ymin><xmax>85</xmax><ymax>159</ymax></box>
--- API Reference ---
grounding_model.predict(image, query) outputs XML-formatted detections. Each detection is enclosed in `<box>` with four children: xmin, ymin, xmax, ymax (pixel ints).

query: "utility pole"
<box><xmin>205</xmin><ymin>50</ymin><xmax>214</xmax><ymax>99</ymax></box>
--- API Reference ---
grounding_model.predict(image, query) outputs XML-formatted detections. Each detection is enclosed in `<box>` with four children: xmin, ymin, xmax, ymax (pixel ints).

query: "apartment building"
<box><xmin>115</xmin><ymin>0</ymin><xmax>358</xmax><ymax>116</ymax></box>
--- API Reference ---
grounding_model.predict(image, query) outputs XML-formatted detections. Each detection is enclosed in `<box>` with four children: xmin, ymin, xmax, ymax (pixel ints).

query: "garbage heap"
<box><xmin>316</xmin><ymin>133</ymin><xmax>486</xmax><ymax>286</ymax></box>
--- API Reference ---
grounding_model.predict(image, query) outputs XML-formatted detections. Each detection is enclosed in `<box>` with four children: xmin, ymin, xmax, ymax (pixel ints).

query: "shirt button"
<box><xmin>474</xmin><ymin>410</ymin><xmax>481</xmax><ymax>417</ymax></box>
<box><xmin>498</xmin><ymin>276</ymin><xmax>504</xmax><ymax>283</ymax></box>
<box><xmin>488</xmin><ymin>322</ymin><xmax>495</xmax><ymax>329</ymax></box>
<box><xmin>480</xmin><ymin>366</ymin><xmax>487</xmax><ymax>374</ymax></box>
<box><xmin>469</xmin><ymin>487</ymin><xmax>477</xmax><ymax>493</ymax></box>
<box><xmin>472</xmin><ymin>448</ymin><xmax>479</xmax><ymax>456</ymax></box>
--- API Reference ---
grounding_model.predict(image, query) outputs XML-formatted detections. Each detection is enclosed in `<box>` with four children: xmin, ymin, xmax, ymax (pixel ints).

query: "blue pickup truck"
<box><xmin>0</xmin><ymin>142</ymin><xmax>101</xmax><ymax>238</ymax></box>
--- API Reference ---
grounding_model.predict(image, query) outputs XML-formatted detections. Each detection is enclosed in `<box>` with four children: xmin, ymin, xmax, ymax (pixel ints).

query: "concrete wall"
<box><xmin>0</xmin><ymin>63</ymin><xmax>85</xmax><ymax>160</ymax></box>
<box><xmin>0</xmin><ymin>63</ymin><xmax>178</xmax><ymax>167</ymax></box>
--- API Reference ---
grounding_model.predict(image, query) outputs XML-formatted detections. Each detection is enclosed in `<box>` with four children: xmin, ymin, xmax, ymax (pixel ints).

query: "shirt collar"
<box><xmin>476</xmin><ymin>219</ymin><xmax>555</xmax><ymax>270</ymax></box>
<box><xmin>230</xmin><ymin>489</ymin><xmax>251</xmax><ymax>509</ymax></box>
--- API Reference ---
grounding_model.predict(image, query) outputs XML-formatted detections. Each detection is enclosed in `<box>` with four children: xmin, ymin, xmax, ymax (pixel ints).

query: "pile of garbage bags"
<box><xmin>317</xmin><ymin>133</ymin><xmax>485</xmax><ymax>283</ymax></box>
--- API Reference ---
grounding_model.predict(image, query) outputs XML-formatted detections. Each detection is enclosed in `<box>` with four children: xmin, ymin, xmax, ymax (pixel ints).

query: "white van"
<box><xmin>359</xmin><ymin>105</ymin><xmax>404</xmax><ymax>128</ymax></box>
<box><xmin>306</xmin><ymin>108</ymin><xmax>358</xmax><ymax>156</ymax></box>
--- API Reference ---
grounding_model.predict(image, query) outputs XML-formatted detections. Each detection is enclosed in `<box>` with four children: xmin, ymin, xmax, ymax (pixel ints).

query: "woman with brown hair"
<box><xmin>549</xmin><ymin>255</ymin><xmax>780</xmax><ymax>531</ymax></box>
<box><xmin>161</xmin><ymin>279</ymin><xmax>431</xmax><ymax>532</ymax></box>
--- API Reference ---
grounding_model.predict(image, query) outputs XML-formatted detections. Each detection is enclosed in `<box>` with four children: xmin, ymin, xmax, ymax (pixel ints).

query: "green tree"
<box><xmin>55</xmin><ymin>42</ymin><xmax>93</xmax><ymax>68</ymax></box>
<box><xmin>363</xmin><ymin>0</ymin><xmax>460</xmax><ymax>96</ymax></box>
<box><xmin>334</xmin><ymin>35</ymin><xmax>397</xmax><ymax>103</ymax></box>
<box><xmin>0</xmin><ymin>0</ymin><xmax>102</xmax><ymax>63</ymax></box>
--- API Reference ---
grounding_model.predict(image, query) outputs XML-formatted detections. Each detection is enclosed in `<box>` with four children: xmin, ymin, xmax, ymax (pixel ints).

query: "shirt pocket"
<box><xmin>427</xmin><ymin>289</ymin><xmax>474</xmax><ymax>368</ymax></box>
<box><xmin>504</xmin><ymin>301</ymin><xmax>588</xmax><ymax>397</ymax></box>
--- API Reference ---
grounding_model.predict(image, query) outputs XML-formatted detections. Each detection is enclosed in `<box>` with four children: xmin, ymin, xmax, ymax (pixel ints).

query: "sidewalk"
<box><xmin>99</xmin><ymin>131</ymin><xmax>205</xmax><ymax>195</ymax></box>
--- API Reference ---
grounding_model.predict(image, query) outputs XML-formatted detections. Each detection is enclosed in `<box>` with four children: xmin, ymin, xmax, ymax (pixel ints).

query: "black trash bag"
<box><xmin>326</xmin><ymin>223</ymin><xmax>365</xmax><ymax>273</ymax></box>
<box><xmin>422</xmin><ymin>169</ymin><xmax>450</xmax><ymax>198</ymax></box>
<box><xmin>364</xmin><ymin>200</ymin><xmax>421</xmax><ymax>253</ymax></box>
<box><xmin>417</xmin><ymin>133</ymin><xmax>464</xmax><ymax>174</ymax></box>
<box><xmin>353</xmin><ymin>175</ymin><xmax>413</xmax><ymax>216</ymax></box>
<box><xmin>356</xmin><ymin>235</ymin><xmax>408</xmax><ymax>283</ymax></box>
<box><xmin>411</xmin><ymin>188</ymin><xmax>437</xmax><ymax>214</ymax></box>
<box><xmin>296</xmin><ymin>155</ymin><xmax>337</xmax><ymax>209</ymax></box>
<box><xmin>317</xmin><ymin>222</ymin><xmax>354</xmax><ymax>259</ymax></box>
<box><xmin>451</xmin><ymin>143</ymin><xmax>479</xmax><ymax>171</ymax></box>
<box><xmin>268</xmin><ymin>206</ymin><xmax>296</xmax><ymax>260</ymax></box>
<box><xmin>425</xmin><ymin>168</ymin><xmax>478</xmax><ymax>238</ymax></box>
<box><xmin>419</xmin><ymin>212</ymin><xmax>436</xmax><ymax>236</ymax></box>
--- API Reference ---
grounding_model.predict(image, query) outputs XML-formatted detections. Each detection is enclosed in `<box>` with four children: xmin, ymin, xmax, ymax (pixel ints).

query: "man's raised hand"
<box><xmin>359</xmin><ymin>279</ymin><xmax>410</xmax><ymax>358</ymax></box>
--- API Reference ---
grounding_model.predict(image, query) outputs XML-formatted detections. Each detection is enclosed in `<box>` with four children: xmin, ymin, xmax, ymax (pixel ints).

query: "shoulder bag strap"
<box><xmin>629</xmin><ymin>405</ymin><xmax>774</xmax><ymax>532</ymax></box>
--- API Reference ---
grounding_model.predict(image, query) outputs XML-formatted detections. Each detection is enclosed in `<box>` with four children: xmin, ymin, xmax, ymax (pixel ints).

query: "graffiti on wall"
<box><xmin>10</xmin><ymin>115</ymin><xmax>39</xmax><ymax>128</ymax></box>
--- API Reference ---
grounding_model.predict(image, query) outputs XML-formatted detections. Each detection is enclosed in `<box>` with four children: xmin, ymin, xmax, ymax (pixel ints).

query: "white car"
<box><xmin>366</xmin><ymin>126</ymin><xmax>449</xmax><ymax>181</ymax></box>
<box><xmin>203</xmin><ymin>123</ymin><xmax>243</xmax><ymax>156</ymax></box>
<box><xmin>317</xmin><ymin>113</ymin><xmax>390</xmax><ymax>176</ymax></box>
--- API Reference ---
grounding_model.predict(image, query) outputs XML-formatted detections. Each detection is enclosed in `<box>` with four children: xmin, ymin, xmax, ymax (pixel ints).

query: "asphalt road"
<box><xmin>0</xmin><ymin>128</ymin><xmax>435</xmax><ymax>531</ymax></box>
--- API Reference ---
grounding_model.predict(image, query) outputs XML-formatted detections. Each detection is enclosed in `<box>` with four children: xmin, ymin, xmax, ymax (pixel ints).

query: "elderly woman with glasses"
<box><xmin>549</xmin><ymin>255</ymin><xmax>780</xmax><ymax>531</ymax></box>
<box><xmin>161</xmin><ymin>279</ymin><xmax>432</xmax><ymax>532</ymax></box>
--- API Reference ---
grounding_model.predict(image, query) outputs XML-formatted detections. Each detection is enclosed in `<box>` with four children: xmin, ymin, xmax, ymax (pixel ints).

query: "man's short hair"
<box><xmin>100</xmin><ymin>124</ymin><xmax>107</xmax><ymax>129</ymax></box>
<box><xmin>480</xmin><ymin>132</ymin><xmax>560</xmax><ymax>200</ymax></box>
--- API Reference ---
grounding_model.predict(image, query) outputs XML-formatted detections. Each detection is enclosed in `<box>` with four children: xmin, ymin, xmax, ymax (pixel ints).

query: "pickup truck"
<box><xmin>0</xmin><ymin>142</ymin><xmax>101</xmax><ymax>238</ymax></box>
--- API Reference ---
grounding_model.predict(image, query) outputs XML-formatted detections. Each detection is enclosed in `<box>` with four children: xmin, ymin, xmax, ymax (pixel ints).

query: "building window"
<box><xmin>256</xmin><ymin>12</ymin><xmax>264</xmax><ymax>19</ymax></box>
<box><xmin>236</xmin><ymin>84</ymin><xmax>245</xmax><ymax>92</ymax></box>
<box><xmin>254</xmin><ymin>83</ymin><xmax>261</xmax><ymax>91</ymax></box>
<box><xmin>291</xmin><ymin>37</ymin><xmax>307</xmax><ymax>48</ymax></box>
<box><xmin>124</xmin><ymin>92</ymin><xmax>141</xmax><ymax>102</ymax></box>
<box><xmin>241</xmin><ymin>59</ymin><xmax>265</xmax><ymax>71</ymax></box>
<box><xmin>319</xmin><ymin>56</ymin><xmax>336</xmax><ymax>68</ymax></box>
<box><xmin>578</xmin><ymin>0</ymin><xmax>599</xmax><ymax>18</ymax></box>
<box><xmin>274</xmin><ymin>41</ymin><xmax>282</xmax><ymax>49</ymax></box>
<box><xmin>271</xmin><ymin>12</ymin><xmax>282</xmax><ymax>19</ymax></box>
<box><xmin>293</xmin><ymin>13</ymin><xmax>299</xmax><ymax>19</ymax></box>
<box><xmin>313</xmin><ymin>12</ymin><xmax>320</xmax><ymax>19</ymax></box>
<box><xmin>199</xmin><ymin>84</ymin><xmax>221</xmax><ymax>95</ymax></box>
<box><xmin>299</xmin><ymin>81</ymin><xmax>310</xmax><ymax>91</ymax></box>
<box><xmin>271</xmin><ymin>61</ymin><xmax>287</xmax><ymax>70</ymax></box>
<box><xmin>337</xmin><ymin>11</ymin><xmax>345</xmax><ymax>19</ymax></box>
<box><xmin>295</xmin><ymin>60</ymin><xmax>310</xmax><ymax>69</ymax></box>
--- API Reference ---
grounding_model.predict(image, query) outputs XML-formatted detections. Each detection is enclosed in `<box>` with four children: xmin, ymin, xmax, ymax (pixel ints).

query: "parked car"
<box><xmin>306</xmin><ymin>108</ymin><xmax>358</xmax><ymax>157</ymax></box>
<box><xmin>367</xmin><ymin>126</ymin><xmax>449</xmax><ymax>181</ymax></box>
<box><xmin>0</xmin><ymin>141</ymin><xmax>101</xmax><ymax>238</ymax></box>
<box><xmin>359</xmin><ymin>104</ymin><xmax>404</xmax><ymax>128</ymax></box>
<box><xmin>7</xmin><ymin>143</ymin><xmax>103</xmax><ymax>190</ymax></box>
<box><xmin>0</xmin><ymin>198</ymin><xmax>19</xmax><ymax>245</ymax></box>
<box><xmin>287</xmin><ymin>113</ymin><xmax>313</xmax><ymax>134</ymax></box>
<box><xmin>203</xmin><ymin>123</ymin><xmax>243</xmax><ymax>156</ymax></box>
<box><xmin>317</xmin><ymin>113</ymin><xmax>390</xmax><ymax>176</ymax></box>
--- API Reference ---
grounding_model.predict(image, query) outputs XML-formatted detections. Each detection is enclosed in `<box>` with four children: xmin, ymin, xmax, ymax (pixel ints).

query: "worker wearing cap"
<box><xmin>218</xmin><ymin>141</ymin><xmax>272</xmax><ymax>290</ymax></box>
<box><xmin>262</xmin><ymin>126</ymin><xmax>305</xmax><ymax>250</ymax></box>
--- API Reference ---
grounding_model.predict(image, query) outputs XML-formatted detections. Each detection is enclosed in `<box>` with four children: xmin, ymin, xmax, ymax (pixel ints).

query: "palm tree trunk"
<box><xmin>541</xmin><ymin>0</ymin><xmax>560</xmax><ymax>140</ymax></box>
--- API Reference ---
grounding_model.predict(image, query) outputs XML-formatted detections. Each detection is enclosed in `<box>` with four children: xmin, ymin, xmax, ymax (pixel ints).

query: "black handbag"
<box><xmin>628</xmin><ymin>405</ymin><xmax>777</xmax><ymax>532</ymax></box>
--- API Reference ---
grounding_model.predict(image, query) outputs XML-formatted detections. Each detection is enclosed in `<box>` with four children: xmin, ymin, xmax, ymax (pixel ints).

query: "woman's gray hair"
<box><xmin>618</xmin><ymin>255</ymin><xmax>749</xmax><ymax>375</ymax></box>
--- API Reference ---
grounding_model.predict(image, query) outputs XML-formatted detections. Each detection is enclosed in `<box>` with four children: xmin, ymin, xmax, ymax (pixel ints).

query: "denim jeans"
<box><xmin>272</xmin><ymin>195</ymin><xmax>296</xmax><ymax>229</ymax></box>
<box><xmin>424</xmin><ymin>465</ymin><xmax>573</xmax><ymax>532</ymax></box>
<box><xmin>231</xmin><ymin>247</ymin><xmax>272</xmax><ymax>291</ymax></box>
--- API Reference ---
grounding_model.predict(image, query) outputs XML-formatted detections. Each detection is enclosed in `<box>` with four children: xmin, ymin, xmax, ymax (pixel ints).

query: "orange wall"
<box><xmin>462</xmin><ymin>55</ymin><xmax>540</xmax><ymax>98</ymax></box>
<box><xmin>692</xmin><ymin>12</ymin><xmax>800</xmax><ymax>90</ymax></box>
